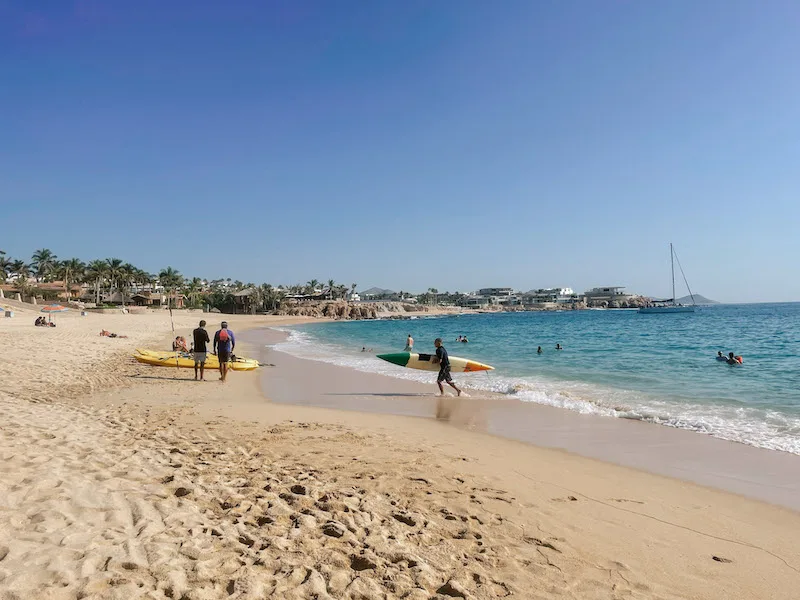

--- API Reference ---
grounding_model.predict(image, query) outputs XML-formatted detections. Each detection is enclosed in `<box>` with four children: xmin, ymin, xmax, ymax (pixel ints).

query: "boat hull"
<box><xmin>133</xmin><ymin>349</ymin><xmax>260</xmax><ymax>371</ymax></box>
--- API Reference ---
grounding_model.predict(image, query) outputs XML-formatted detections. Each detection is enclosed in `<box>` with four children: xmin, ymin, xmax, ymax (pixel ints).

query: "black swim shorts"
<box><xmin>218</xmin><ymin>349</ymin><xmax>231</xmax><ymax>363</ymax></box>
<box><xmin>437</xmin><ymin>366</ymin><xmax>453</xmax><ymax>383</ymax></box>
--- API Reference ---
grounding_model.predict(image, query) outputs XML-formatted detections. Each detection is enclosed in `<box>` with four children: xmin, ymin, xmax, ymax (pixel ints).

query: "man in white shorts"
<box><xmin>192</xmin><ymin>319</ymin><xmax>211</xmax><ymax>381</ymax></box>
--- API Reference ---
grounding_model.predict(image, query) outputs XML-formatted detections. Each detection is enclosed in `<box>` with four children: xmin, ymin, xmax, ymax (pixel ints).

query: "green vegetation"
<box><xmin>0</xmin><ymin>248</ymin><xmax>360</xmax><ymax>313</ymax></box>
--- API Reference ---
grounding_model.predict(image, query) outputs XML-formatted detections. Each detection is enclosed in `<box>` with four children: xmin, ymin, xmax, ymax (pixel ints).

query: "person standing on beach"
<box><xmin>405</xmin><ymin>334</ymin><xmax>414</xmax><ymax>352</ymax></box>
<box><xmin>432</xmin><ymin>338</ymin><xmax>461</xmax><ymax>397</ymax></box>
<box><xmin>192</xmin><ymin>319</ymin><xmax>211</xmax><ymax>381</ymax></box>
<box><xmin>213</xmin><ymin>321</ymin><xmax>236</xmax><ymax>382</ymax></box>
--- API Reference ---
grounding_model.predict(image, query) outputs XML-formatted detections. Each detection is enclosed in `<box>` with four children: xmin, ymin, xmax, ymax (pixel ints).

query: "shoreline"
<box><xmin>251</xmin><ymin>327</ymin><xmax>800</xmax><ymax>512</ymax></box>
<box><xmin>2</xmin><ymin>308</ymin><xmax>800</xmax><ymax>598</ymax></box>
<box><xmin>271</xmin><ymin>309</ymin><xmax>800</xmax><ymax>457</ymax></box>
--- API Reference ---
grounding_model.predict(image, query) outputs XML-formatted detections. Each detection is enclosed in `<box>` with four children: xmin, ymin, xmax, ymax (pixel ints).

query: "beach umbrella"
<box><xmin>41</xmin><ymin>304</ymin><xmax>68</xmax><ymax>322</ymax></box>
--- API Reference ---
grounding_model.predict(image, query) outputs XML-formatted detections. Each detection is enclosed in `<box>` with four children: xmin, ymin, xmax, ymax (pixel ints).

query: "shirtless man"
<box><xmin>404</xmin><ymin>334</ymin><xmax>414</xmax><ymax>352</ymax></box>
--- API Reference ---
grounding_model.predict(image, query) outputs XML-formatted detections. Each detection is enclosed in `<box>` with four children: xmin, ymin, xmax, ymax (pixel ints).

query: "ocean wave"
<box><xmin>268</xmin><ymin>328</ymin><xmax>800</xmax><ymax>455</ymax></box>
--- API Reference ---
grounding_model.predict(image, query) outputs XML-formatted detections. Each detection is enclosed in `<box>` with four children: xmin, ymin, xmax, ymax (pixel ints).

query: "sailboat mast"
<box><xmin>670</xmin><ymin>243</ymin><xmax>675</xmax><ymax>305</ymax></box>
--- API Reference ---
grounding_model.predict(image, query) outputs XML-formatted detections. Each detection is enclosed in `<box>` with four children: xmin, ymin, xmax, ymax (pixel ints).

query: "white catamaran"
<box><xmin>638</xmin><ymin>243</ymin><xmax>695</xmax><ymax>314</ymax></box>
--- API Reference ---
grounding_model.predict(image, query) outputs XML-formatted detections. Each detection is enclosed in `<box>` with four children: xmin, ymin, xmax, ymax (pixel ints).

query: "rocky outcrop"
<box><xmin>611</xmin><ymin>296</ymin><xmax>651</xmax><ymax>309</ymax></box>
<box><xmin>592</xmin><ymin>296</ymin><xmax>650</xmax><ymax>309</ymax></box>
<box><xmin>273</xmin><ymin>301</ymin><xmax>438</xmax><ymax>320</ymax></box>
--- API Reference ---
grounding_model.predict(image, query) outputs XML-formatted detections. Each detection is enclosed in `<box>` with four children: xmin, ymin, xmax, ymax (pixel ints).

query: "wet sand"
<box><xmin>251</xmin><ymin>328</ymin><xmax>800</xmax><ymax>511</ymax></box>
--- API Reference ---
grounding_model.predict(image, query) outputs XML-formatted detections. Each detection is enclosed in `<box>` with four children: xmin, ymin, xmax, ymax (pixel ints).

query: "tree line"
<box><xmin>0</xmin><ymin>249</ymin><xmax>359</xmax><ymax>312</ymax></box>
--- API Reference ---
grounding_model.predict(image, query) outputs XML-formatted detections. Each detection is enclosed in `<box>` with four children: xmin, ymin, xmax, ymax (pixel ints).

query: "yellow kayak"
<box><xmin>133</xmin><ymin>349</ymin><xmax>260</xmax><ymax>371</ymax></box>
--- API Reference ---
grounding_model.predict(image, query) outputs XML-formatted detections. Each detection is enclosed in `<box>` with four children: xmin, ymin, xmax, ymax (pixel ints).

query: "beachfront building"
<box><xmin>460</xmin><ymin>287</ymin><xmax>522</xmax><ymax>308</ymax></box>
<box><xmin>128</xmin><ymin>292</ymin><xmax>186</xmax><ymax>308</ymax></box>
<box><xmin>461</xmin><ymin>296</ymin><xmax>491</xmax><ymax>308</ymax></box>
<box><xmin>477</xmin><ymin>287</ymin><xmax>515</xmax><ymax>297</ymax></box>
<box><xmin>232</xmin><ymin>287</ymin><xmax>258</xmax><ymax>314</ymax></box>
<box><xmin>582</xmin><ymin>286</ymin><xmax>634</xmax><ymax>306</ymax></box>
<box><xmin>522</xmin><ymin>287</ymin><xmax>577</xmax><ymax>306</ymax></box>
<box><xmin>0</xmin><ymin>281</ymin><xmax>83</xmax><ymax>304</ymax></box>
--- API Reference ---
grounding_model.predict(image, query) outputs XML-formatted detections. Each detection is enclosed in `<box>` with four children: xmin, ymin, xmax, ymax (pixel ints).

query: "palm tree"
<box><xmin>117</xmin><ymin>263</ymin><xmax>136</xmax><ymax>305</ymax></box>
<box><xmin>56</xmin><ymin>258</ymin><xmax>86</xmax><ymax>299</ymax></box>
<box><xmin>84</xmin><ymin>260</ymin><xmax>106</xmax><ymax>304</ymax></box>
<box><xmin>261</xmin><ymin>283</ymin><xmax>280</xmax><ymax>311</ymax></box>
<box><xmin>0</xmin><ymin>252</ymin><xmax>10</xmax><ymax>283</ymax></box>
<box><xmin>130</xmin><ymin>268</ymin><xmax>149</xmax><ymax>293</ymax></box>
<box><xmin>31</xmin><ymin>248</ymin><xmax>58</xmax><ymax>282</ymax></box>
<box><xmin>158</xmin><ymin>267</ymin><xmax>184</xmax><ymax>308</ymax></box>
<box><xmin>185</xmin><ymin>277</ymin><xmax>203</xmax><ymax>308</ymax></box>
<box><xmin>306</xmin><ymin>279</ymin><xmax>320</xmax><ymax>295</ymax></box>
<box><xmin>104</xmin><ymin>258</ymin><xmax>124</xmax><ymax>299</ymax></box>
<box><xmin>327</xmin><ymin>279</ymin><xmax>336</xmax><ymax>299</ymax></box>
<box><xmin>11</xmin><ymin>260</ymin><xmax>30</xmax><ymax>279</ymax></box>
<box><xmin>350</xmin><ymin>283</ymin><xmax>357</xmax><ymax>300</ymax></box>
<box><xmin>428</xmin><ymin>287</ymin><xmax>438</xmax><ymax>306</ymax></box>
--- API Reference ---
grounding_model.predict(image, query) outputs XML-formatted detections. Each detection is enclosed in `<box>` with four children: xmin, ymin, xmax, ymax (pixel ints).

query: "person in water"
<box><xmin>537</xmin><ymin>346</ymin><xmax>543</xmax><ymax>354</ymax></box>
<box><xmin>432</xmin><ymin>338</ymin><xmax>462</xmax><ymax>397</ymax></box>
<box><xmin>555</xmin><ymin>343</ymin><xmax>563</xmax><ymax>350</ymax></box>
<box><xmin>726</xmin><ymin>351</ymin><xmax>742</xmax><ymax>365</ymax></box>
<box><xmin>404</xmin><ymin>334</ymin><xmax>414</xmax><ymax>352</ymax></box>
<box><xmin>461</xmin><ymin>336</ymin><xmax>468</xmax><ymax>343</ymax></box>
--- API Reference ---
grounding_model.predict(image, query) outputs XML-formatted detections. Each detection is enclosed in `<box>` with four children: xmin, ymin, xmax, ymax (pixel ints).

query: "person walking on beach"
<box><xmin>213</xmin><ymin>321</ymin><xmax>236</xmax><ymax>382</ymax></box>
<box><xmin>432</xmin><ymin>338</ymin><xmax>461</xmax><ymax>397</ymax></box>
<box><xmin>192</xmin><ymin>319</ymin><xmax>211</xmax><ymax>381</ymax></box>
<box><xmin>404</xmin><ymin>334</ymin><xmax>414</xmax><ymax>352</ymax></box>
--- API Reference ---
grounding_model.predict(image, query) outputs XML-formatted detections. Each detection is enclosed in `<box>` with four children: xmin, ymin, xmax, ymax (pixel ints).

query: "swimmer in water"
<box><xmin>537</xmin><ymin>346</ymin><xmax>543</xmax><ymax>354</ymax></box>
<box><xmin>726</xmin><ymin>351</ymin><xmax>741</xmax><ymax>365</ymax></box>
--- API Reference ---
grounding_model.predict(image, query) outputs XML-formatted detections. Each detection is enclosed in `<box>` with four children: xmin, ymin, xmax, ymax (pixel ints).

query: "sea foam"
<box><xmin>270</xmin><ymin>327</ymin><xmax>800</xmax><ymax>455</ymax></box>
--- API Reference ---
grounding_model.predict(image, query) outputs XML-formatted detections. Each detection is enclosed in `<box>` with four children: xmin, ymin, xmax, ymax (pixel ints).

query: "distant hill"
<box><xmin>676</xmin><ymin>294</ymin><xmax>719</xmax><ymax>305</ymax></box>
<box><xmin>360</xmin><ymin>287</ymin><xmax>396</xmax><ymax>297</ymax></box>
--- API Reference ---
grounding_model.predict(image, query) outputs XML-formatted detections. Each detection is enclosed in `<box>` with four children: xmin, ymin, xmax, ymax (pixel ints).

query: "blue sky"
<box><xmin>2</xmin><ymin>0</ymin><xmax>798</xmax><ymax>302</ymax></box>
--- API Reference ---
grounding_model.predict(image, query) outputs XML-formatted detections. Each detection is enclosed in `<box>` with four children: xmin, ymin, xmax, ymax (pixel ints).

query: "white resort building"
<box><xmin>522</xmin><ymin>287</ymin><xmax>577</xmax><ymax>306</ymax></box>
<box><xmin>583</xmin><ymin>286</ymin><xmax>634</xmax><ymax>305</ymax></box>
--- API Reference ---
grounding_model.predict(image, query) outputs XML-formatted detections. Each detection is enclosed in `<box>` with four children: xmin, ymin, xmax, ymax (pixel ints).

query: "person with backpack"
<box><xmin>213</xmin><ymin>321</ymin><xmax>236</xmax><ymax>382</ymax></box>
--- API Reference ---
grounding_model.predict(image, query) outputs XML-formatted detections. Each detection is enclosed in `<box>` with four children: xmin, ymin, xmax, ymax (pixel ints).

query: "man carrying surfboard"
<box><xmin>432</xmin><ymin>338</ymin><xmax>462</xmax><ymax>397</ymax></box>
<box><xmin>213</xmin><ymin>321</ymin><xmax>235</xmax><ymax>382</ymax></box>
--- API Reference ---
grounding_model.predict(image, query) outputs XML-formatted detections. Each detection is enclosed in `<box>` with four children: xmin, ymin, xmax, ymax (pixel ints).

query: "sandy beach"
<box><xmin>1</xmin><ymin>305</ymin><xmax>799</xmax><ymax>599</ymax></box>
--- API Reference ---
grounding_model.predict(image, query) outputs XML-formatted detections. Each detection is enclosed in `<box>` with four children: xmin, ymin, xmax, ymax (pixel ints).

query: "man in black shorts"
<box><xmin>433</xmin><ymin>338</ymin><xmax>462</xmax><ymax>396</ymax></box>
<box><xmin>192</xmin><ymin>319</ymin><xmax>211</xmax><ymax>381</ymax></box>
<box><xmin>213</xmin><ymin>321</ymin><xmax>236</xmax><ymax>382</ymax></box>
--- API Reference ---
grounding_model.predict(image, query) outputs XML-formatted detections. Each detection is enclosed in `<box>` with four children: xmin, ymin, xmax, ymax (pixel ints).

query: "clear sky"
<box><xmin>2</xmin><ymin>1</ymin><xmax>798</xmax><ymax>302</ymax></box>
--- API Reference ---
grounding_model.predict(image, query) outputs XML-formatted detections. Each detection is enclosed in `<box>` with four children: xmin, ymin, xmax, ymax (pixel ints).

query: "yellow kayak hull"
<box><xmin>133</xmin><ymin>349</ymin><xmax>259</xmax><ymax>371</ymax></box>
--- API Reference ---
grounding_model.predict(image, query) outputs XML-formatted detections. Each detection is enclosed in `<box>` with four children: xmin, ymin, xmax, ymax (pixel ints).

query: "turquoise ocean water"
<box><xmin>273</xmin><ymin>303</ymin><xmax>800</xmax><ymax>454</ymax></box>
